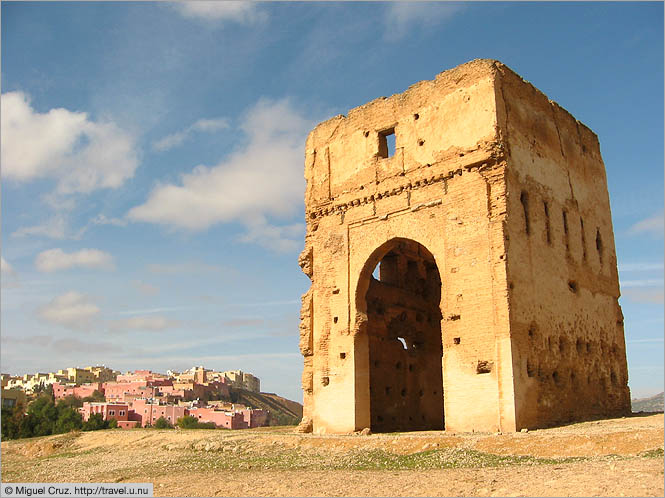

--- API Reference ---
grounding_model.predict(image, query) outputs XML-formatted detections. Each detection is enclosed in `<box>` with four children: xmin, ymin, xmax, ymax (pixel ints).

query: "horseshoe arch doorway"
<box><xmin>357</xmin><ymin>238</ymin><xmax>444</xmax><ymax>432</ymax></box>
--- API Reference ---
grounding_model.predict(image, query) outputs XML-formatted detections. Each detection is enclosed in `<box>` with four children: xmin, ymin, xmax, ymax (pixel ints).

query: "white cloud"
<box><xmin>13</xmin><ymin>213</ymin><xmax>126</xmax><ymax>241</ymax></box>
<box><xmin>51</xmin><ymin>338</ymin><xmax>124</xmax><ymax>354</ymax></box>
<box><xmin>37</xmin><ymin>291</ymin><xmax>100</xmax><ymax>330</ymax></box>
<box><xmin>1</xmin><ymin>257</ymin><xmax>16</xmax><ymax>276</ymax></box>
<box><xmin>108</xmin><ymin>315</ymin><xmax>180</xmax><ymax>332</ymax></box>
<box><xmin>3</xmin><ymin>334</ymin><xmax>123</xmax><ymax>355</ymax></box>
<box><xmin>1</xmin><ymin>334</ymin><xmax>53</xmax><ymax>346</ymax></box>
<box><xmin>238</xmin><ymin>216</ymin><xmax>304</xmax><ymax>253</ymax></box>
<box><xmin>622</xmin><ymin>288</ymin><xmax>664</xmax><ymax>304</ymax></box>
<box><xmin>619</xmin><ymin>261</ymin><xmax>664</xmax><ymax>303</ymax></box>
<box><xmin>12</xmin><ymin>215</ymin><xmax>69</xmax><ymax>240</ymax></box>
<box><xmin>618</xmin><ymin>262</ymin><xmax>664</xmax><ymax>272</ymax></box>
<box><xmin>621</xmin><ymin>279</ymin><xmax>664</xmax><ymax>288</ymax></box>
<box><xmin>89</xmin><ymin>213</ymin><xmax>128</xmax><ymax>228</ymax></box>
<box><xmin>384</xmin><ymin>2</ymin><xmax>464</xmax><ymax>41</ymax></box>
<box><xmin>153</xmin><ymin>117</ymin><xmax>229</xmax><ymax>152</ymax></box>
<box><xmin>224</xmin><ymin>299</ymin><xmax>299</xmax><ymax>308</ymax></box>
<box><xmin>129</xmin><ymin>98</ymin><xmax>310</xmax><ymax>240</ymax></box>
<box><xmin>626</xmin><ymin>338</ymin><xmax>665</xmax><ymax>344</ymax></box>
<box><xmin>1</xmin><ymin>91</ymin><xmax>139</xmax><ymax>194</ymax></box>
<box><xmin>629</xmin><ymin>212</ymin><xmax>664</xmax><ymax>236</ymax></box>
<box><xmin>116</xmin><ymin>306</ymin><xmax>195</xmax><ymax>316</ymax></box>
<box><xmin>170</xmin><ymin>1</ymin><xmax>265</xmax><ymax>24</ymax></box>
<box><xmin>1</xmin><ymin>257</ymin><xmax>20</xmax><ymax>288</ymax></box>
<box><xmin>221</xmin><ymin>318</ymin><xmax>265</xmax><ymax>327</ymax></box>
<box><xmin>35</xmin><ymin>248</ymin><xmax>114</xmax><ymax>273</ymax></box>
<box><xmin>146</xmin><ymin>261</ymin><xmax>226</xmax><ymax>275</ymax></box>
<box><xmin>132</xmin><ymin>280</ymin><xmax>160</xmax><ymax>296</ymax></box>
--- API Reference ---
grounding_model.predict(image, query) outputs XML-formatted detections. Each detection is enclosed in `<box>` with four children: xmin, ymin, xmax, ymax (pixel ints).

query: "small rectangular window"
<box><xmin>378</xmin><ymin>128</ymin><xmax>395</xmax><ymax>158</ymax></box>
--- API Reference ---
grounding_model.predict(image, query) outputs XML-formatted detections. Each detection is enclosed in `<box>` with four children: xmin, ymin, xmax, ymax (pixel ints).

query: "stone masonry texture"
<box><xmin>297</xmin><ymin>59</ymin><xmax>631</xmax><ymax>434</ymax></box>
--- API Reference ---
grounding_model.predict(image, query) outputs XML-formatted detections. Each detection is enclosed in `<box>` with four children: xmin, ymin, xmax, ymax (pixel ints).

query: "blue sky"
<box><xmin>1</xmin><ymin>1</ymin><xmax>662</xmax><ymax>402</ymax></box>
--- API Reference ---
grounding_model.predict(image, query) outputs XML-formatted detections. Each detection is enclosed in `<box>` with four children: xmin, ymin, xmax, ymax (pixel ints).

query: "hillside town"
<box><xmin>1</xmin><ymin>365</ymin><xmax>270</xmax><ymax>430</ymax></box>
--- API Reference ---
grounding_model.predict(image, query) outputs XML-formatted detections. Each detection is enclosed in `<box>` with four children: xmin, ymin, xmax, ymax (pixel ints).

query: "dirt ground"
<box><xmin>2</xmin><ymin>413</ymin><xmax>663</xmax><ymax>497</ymax></box>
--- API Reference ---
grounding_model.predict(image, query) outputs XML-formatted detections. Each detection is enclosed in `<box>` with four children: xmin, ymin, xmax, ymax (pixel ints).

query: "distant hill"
<box><xmin>232</xmin><ymin>388</ymin><xmax>303</xmax><ymax>426</ymax></box>
<box><xmin>631</xmin><ymin>392</ymin><xmax>664</xmax><ymax>413</ymax></box>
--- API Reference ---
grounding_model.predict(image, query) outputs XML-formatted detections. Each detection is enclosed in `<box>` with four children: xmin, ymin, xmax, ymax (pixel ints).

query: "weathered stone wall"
<box><xmin>298</xmin><ymin>59</ymin><xmax>630</xmax><ymax>434</ymax></box>
<box><xmin>494</xmin><ymin>65</ymin><xmax>631</xmax><ymax>429</ymax></box>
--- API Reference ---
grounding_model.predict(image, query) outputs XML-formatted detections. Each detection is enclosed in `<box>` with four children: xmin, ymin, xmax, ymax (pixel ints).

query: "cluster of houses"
<box><xmin>3</xmin><ymin>366</ymin><xmax>118</xmax><ymax>393</ymax></box>
<box><xmin>1</xmin><ymin>365</ymin><xmax>260</xmax><ymax>394</ymax></box>
<box><xmin>2</xmin><ymin>366</ymin><xmax>268</xmax><ymax>430</ymax></box>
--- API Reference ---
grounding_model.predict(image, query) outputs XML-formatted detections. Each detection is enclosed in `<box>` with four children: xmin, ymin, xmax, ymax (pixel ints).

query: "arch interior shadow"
<box><xmin>362</xmin><ymin>238</ymin><xmax>444</xmax><ymax>432</ymax></box>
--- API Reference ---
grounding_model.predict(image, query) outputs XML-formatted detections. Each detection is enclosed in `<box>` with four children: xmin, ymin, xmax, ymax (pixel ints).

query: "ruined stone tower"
<box><xmin>298</xmin><ymin>59</ymin><xmax>631</xmax><ymax>434</ymax></box>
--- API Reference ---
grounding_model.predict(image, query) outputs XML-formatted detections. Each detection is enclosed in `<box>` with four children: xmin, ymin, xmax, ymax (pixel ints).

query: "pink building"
<box><xmin>103</xmin><ymin>381</ymin><xmax>150</xmax><ymax>401</ymax></box>
<box><xmin>116</xmin><ymin>370</ymin><xmax>170</xmax><ymax>383</ymax></box>
<box><xmin>53</xmin><ymin>382</ymin><xmax>103</xmax><ymax>400</ymax></box>
<box><xmin>80</xmin><ymin>402</ymin><xmax>130</xmax><ymax>422</ymax></box>
<box><xmin>157</xmin><ymin>384</ymin><xmax>194</xmax><ymax>401</ymax></box>
<box><xmin>131</xmin><ymin>399</ymin><xmax>187</xmax><ymax>427</ymax></box>
<box><xmin>240</xmin><ymin>408</ymin><xmax>269</xmax><ymax>428</ymax></box>
<box><xmin>115</xmin><ymin>420</ymin><xmax>140</xmax><ymax>429</ymax></box>
<box><xmin>188</xmin><ymin>407</ymin><xmax>247</xmax><ymax>429</ymax></box>
<box><xmin>103</xmin><ymin>379</ymin><xmax>174</xmax><ymax>402</ymax></box>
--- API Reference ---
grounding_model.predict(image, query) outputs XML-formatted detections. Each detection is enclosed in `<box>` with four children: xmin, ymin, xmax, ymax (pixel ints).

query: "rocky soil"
<box><xmin>2</xmin><ymin>413</ymin><xmax>663</xmax><ymax>497</ymax></box>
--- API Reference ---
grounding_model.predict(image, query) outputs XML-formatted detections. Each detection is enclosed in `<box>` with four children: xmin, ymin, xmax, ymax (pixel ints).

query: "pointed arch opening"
<box><xmin>356</xmin><ymin>238</ymin><xmax>444</xmax><ymax>432</ymax></box>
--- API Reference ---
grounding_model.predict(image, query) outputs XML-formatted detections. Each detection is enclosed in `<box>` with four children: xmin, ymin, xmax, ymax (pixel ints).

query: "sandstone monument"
<box><xmin>297</xmin><ymin>59</ymin><xmax>631</xmax><ymax>434</ymax></box>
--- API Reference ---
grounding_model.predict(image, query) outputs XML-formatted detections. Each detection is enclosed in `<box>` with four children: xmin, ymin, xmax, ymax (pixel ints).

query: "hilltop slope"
<box><xmin>632</xmin><ymin>392</ymin><xmax>664</xmax><ymax>413</ymax></box>
<box><xmin>232</xmin><ymin>389</ymin><xmax>303</xmax><ymax>426</ymax></box>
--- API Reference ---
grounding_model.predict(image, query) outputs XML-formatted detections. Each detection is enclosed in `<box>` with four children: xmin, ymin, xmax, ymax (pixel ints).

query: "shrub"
<box><xmin>82</xmin><ymin>413</ymin><xmax>108</xmax><ymax>431</ymax></box>
<box><xmin>153</xmin><ymin>416</ymin><xmax>173</xmax><ymax>429</ymax></box>
<box><xmin>108</xmin><ymin>419</ymin><xmax>118</xmax><ymax>429</ymax></box>
<box><xmin>176</xmin><ymin>415</ymin><xmax>199</xmax><ymax>429</ymax></box>
<box><xmin>176</xmin><ymin>415</ymin><xmax>216</xmax><ymax>429</ymax></box>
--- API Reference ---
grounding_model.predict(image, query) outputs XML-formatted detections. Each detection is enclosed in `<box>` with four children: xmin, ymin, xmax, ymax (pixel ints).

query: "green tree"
<box><xmin>153</xmin><ymin>416</ymin><xmax>172</xmax><ymax>429</ymax></box>
<box><xmin>27</xmin><ymin>395</ymin><xmax>57</xmax><ymax>436</ymax></box>
<box><xmin>18</xmin><ymin>413</ymin><xmax>37</xmax><ymax>438</ymax></box>
<box><xmin>1</xmin><ymin>405</ymin><xmax>20</xmax><ymax>439</ymax></box>
<box><xmin>108</xmin><ymin>419</ymin><xmax>118</xmax><ymax>429</ymax></box>
<box><xmin>54</xmin><ymin>402</ymin><xmax>83</xmax><ymax>433</ymax></box>
<box><xmin>82</xmin><ymin>413</ymin><xmax>108</xmax><ymax>431</ymax></box>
